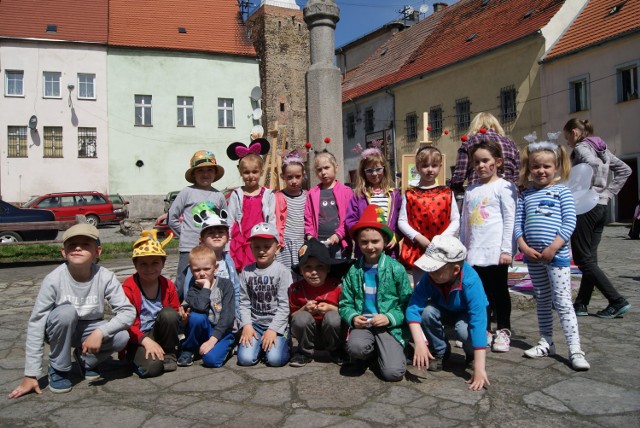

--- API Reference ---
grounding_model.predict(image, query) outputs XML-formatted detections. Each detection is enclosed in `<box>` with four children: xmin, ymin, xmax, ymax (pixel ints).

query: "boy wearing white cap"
<box><xmin>8</xmin><ymin>224</ymin><xmax>135</xmax><ymax>398</ymax></box>
<box><xmin>406</xmin><ymin>235</ymin><xmax>490</xmax><ymax>391</ymax></box>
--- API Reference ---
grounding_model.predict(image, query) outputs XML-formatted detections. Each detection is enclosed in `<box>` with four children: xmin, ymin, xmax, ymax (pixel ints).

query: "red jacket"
<box><xmin>122</xmin><ymin>274</ymin><xmax>180</xmax><ymax>344</ymax></box>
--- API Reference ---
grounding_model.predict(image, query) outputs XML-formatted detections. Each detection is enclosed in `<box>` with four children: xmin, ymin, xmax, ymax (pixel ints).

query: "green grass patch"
<box><xmin>0</xmin><ymin>240</ymin><xmax>178</xmax><ymax>263</ymax></box>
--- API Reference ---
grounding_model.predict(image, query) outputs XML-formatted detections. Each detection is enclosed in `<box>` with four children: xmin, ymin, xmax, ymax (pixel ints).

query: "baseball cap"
<box><xmin>414</xmin><ymin>235</ymin><xmax>467</xmax><ymax>272</ymax></box>
<box><xmin>62</xmin><ymin>223</ymin><xmax>100</xmax><ymax>243</ymax></box>
<box><xmin>249</xmin><ymin>222</ymin><xmax>279</xmax><ymax>243</ymax></box>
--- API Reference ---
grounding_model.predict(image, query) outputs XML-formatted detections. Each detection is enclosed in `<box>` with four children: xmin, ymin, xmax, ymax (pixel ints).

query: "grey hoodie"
<box><xmin>571</xmin><ymin>137</ymin><xmax>631</xmax><ymax>205</ymax></box>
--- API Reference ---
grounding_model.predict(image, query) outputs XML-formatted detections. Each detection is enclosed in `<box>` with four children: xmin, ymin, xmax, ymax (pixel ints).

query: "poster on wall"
<box><xmin>401</xmin><ymin>153</ymin><xmax>446</xmax><ymax>192</ymax></box>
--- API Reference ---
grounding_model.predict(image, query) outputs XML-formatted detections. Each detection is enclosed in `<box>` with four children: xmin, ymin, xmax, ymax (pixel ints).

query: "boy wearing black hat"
<box><xmin>288</xmin><ymin>238</ymin><xmax>349</xmax><ymax>367</ymax></box>
<box><xmin>339</xmin><ymin>205</ymin><xmax>412</xmax><ymax>382</ymax></box>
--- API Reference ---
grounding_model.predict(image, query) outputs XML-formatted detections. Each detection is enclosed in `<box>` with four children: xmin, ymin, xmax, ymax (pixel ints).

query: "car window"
<box><xmin>60</xmin><ymin>196</ymin><xmax>75</xmax><ymax>207</ymax></box>
<box><xmin>110</xmin><ymin>195</ymin><xmax>123</xmax><ymax>204</ymax></box>
<box><xmin>88</xmin><ymin>194</ymin><xmax>106</xmax><ymax>204</ymax></box>
<box><xmin>41</xmin><ymin>197</ymin><xmax>60</xmax><ymax>208</ymax></box>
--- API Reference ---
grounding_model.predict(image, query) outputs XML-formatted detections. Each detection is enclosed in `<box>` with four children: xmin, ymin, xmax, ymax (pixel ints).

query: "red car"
<box><xmin>24</xmin><ymin>191</ymin><xmax>117</xmax><ymax>227</ymax></box>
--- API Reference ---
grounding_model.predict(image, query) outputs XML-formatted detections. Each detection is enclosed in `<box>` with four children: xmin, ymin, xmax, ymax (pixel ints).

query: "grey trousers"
<box><xmin>346</xmin><ymin>327</ymin><xmax>406</xmax><ymax>382</ymax></box>
<box><xmin>290</xmin><ymin>310</ymin><xmax>344</xmax><ymax>356</ymax></box>
<box><xmin>46</xmin><ymin>303</ymin><xmax>129</xmax><ymax>372</ymax></box>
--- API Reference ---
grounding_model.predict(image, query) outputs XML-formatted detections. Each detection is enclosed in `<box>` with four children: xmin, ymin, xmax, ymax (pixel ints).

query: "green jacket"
<box><xmin>339</xmin><ymin>253</ymin><xmax>412</xmax><ymax>346</ymax></box>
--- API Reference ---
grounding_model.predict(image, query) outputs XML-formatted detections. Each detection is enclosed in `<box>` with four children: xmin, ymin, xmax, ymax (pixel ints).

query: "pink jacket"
<box><xmin>274</xmin><ymin>190</ymin><xmax>307</xmax><ymax>248</ymax></box>
<box><xmin>304</xmin><ymin>181</ymin><xmax>353</xmax><ymax>250</ymax></box>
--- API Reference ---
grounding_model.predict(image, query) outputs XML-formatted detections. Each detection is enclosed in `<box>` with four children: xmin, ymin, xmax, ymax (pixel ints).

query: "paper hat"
<box><xmin>191</xmin><ymin>201</ymin><xmax>230</xmax><ymax>234</ymax></box>
<box><xmin>350</xmin><ymin>204</ymin><xmax>394</xmax><ymax>242</ymax></box>
<box><xmin>62</xmin><ymin>223</ymin><xmax>100</xmax><ymax>243</ymax></box>
<box><xmin>132</xmin><ymin>229</ymin><xmax>172</xmax><ymax>258</ymax></box>
<box><xmin>185</xmin><ymin>150</ymin><xmax>225</xmax><ymax>184</ymax></box>
<box><xmin>414</xmin><ymin>235</ymin><xmax>467</xmax><ymax>272</ymax></box>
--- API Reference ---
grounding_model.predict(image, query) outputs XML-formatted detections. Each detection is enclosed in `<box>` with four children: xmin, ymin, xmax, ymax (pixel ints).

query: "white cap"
<box><xmin>414</xmin><ymin>235</ymin><xmax>467</xmax><ymax>272</ymax></box>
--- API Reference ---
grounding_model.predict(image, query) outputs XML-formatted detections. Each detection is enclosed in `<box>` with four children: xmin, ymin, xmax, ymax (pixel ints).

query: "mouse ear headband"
<box><xmin>227</xmin><ymin>138</ymin><xmax>271</xmax><ymax>161</ymax></box>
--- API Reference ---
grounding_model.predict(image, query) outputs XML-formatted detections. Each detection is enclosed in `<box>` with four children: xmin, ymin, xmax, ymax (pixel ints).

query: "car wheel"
<box><xmin>0</xmin><ymin>231</ymin><xmax>22</xmax><ymax>243</ymax></box>
<box><xmin>85</xmin><ymin>215</ymin><xmax>99</xmax><ymax>227</ymax></box>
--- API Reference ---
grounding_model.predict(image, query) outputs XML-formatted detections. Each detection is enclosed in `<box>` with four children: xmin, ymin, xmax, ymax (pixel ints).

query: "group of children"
<box><xmin>9</xmin><ymin>117</ymin><xmax>631</xmax><ymax>399</ymax></box>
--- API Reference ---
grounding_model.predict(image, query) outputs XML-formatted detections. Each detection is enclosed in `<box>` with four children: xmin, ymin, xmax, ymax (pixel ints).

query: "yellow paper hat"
<box><xmin>132</xmin><ymin>229</ymin><xmax>172</xmax><ymax>258</ymax></box>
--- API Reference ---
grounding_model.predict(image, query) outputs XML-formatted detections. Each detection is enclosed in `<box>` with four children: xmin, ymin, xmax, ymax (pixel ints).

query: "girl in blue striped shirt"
<box><xmin>514</xmin><ymin>138</ymin><xmax>590</xmax><ymax>371</ymax></box>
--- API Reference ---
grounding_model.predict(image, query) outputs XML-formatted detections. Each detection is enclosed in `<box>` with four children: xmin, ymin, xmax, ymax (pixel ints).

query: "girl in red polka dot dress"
<box><xmin>398</xmin><ymin>146</ymin><xmax>460</xmax><ymax>284</ymax></box>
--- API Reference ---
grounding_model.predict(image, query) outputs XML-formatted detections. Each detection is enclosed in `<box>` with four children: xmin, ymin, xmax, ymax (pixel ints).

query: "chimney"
<box><xmin>433</xmin><ymin>2</ymin><xmax>448</xmax><ymax>13</ymax></box>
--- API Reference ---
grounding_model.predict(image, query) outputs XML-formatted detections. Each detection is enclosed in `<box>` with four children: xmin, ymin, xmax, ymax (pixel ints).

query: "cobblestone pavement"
<box><xmin>1</xmin><ymin>227</ymin><xmax>638</xmax><ymax>427</ymax></box>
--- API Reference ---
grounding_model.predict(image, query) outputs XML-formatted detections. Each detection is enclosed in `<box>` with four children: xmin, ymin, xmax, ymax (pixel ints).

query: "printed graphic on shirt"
<box><xmin>246</xmin><ymin>275</ymin><xmax>279</xmax><ymax>315</ymax></box>
<box><xmin>468</xmin><ymin>196</ymin><xmax>490</xmax><ymax>225</ymax></box>
<box><xmin>61</xmin><ymin>293</ymin><xmax>100</xmax><ymax>315</ymax></box>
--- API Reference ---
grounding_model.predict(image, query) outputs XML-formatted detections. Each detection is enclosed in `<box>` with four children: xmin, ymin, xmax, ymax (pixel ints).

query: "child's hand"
<box><xmin>385</xmin><ymin>236</ymin><xmax>397</xmax><ymax>250</ymax></box>
<box><xmin>521</xmin><ymin>246</ymin><xmax>542</xmax><ymax>261</ymax></box>
<box><xmin>8</xmin><ymin>377</ymin><xmax>41</xmax><ymax>399</ymax></box>
<box><xmin>369</xmin><ymin>314</ymin><xmax>390</xmax><ymax>327</ymax></box>
<box><xmin>261</xmin><ymin>329</ymin><xmax>277</xmax><ymax>351</ymax></box>
<box><xmin>199</xmin><ymin>337</ymin><xmax>218</xmax><ymax>356</ymax></box>
<box><xmin>303</xmin><ymin>300</ymin><xmax>318</xmax><ymax>313</ymax></box>
<box><xmin>82</xmin><ymin>328</ymin><xmax>104</xmax><ymax>354</ymax></box>
<box><xmin>326</xmin><ymin>234</ymin><xmax>340</xmax><ymax>246</ymax></box>
<box><xmin>240</xmin><ymin>324</ymin><xmax>258</xmax><ymax>347</ymax></box>
<box><xmin>412</xmin><ymin>341</ymin><xmax>433</xmax><ymax>371</ymax></box>
<box><xmin>353</xmin><ymin>315</ymin><xmax>370</xmax><ymax>329</ymax></box>
<box><xmin>466</xmin><ymin>367</ymin><xmax>491</xmax><ymax>391</ymax></box>
<box><xmin>499</xmin><ymin>253</ymin><xmax>513</xmax><ymax>265</ymax></box>
<box><xmin>196</xmin><ymin>278</ymin><xmax>212</xmax><ymax>289</ymax></box>
<box><xmin>179</xmin><ymin>307</ymin><xmax>191</xmax><ymax>326</ymax></box>
<box><xmin>540</xmin><ymin>246</ymin><xmax>558</xmax><ymax>263</ymax></box>
<box><xmin>414</xmin><ymin>235</ymin><xmax>430</xmax><ymax>249</ymax></box>
<box><xmin>141</xmin><ymin>337</ymin><xmax>164</xmax><ymax>361</ymax></box>
<box><xmin>314</xmin><ymin>302</ymin><xmax>337</xmax><ymax>315</ymax></box>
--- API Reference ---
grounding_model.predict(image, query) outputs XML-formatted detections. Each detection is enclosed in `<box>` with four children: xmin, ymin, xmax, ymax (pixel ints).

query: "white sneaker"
<box><xmin>492</xmin><ymin>329</ymin><xmax>511</xmax><ymax>352</ymax></box>
<box><xmin>523</xmin><ymin>338</ymin><xmax>556</xmax><ymax>358</ymax></box>
<box><xmin>486</xmin><ymin>331</ymin><xmax>493</xmax><ymax>348</ymax></box>
<box><xmin>569</xmin><ymin>349</ymin><xmax>590</xmax><ymax>371</ymax></box>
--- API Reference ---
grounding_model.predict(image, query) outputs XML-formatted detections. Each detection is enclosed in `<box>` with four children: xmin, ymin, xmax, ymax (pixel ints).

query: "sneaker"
<box><xmin>73</xmin><ymin>348</ymin><xmax>100</xmax><ymax>381</ymax></box>
<box><xmin>492</xmin><ymin>329</ymin><xmax>511</xmax><ymax>353</ymax></box>
<box><xmin>574</xmin><ymin>303</ymin><xmax>589</xmax><ymax>317</ymax></box>
<box><xmin>48</xmin><ymin>366</ymin><xmax>72</xmax><ymax>394</ymax></box>
<box><xmin>329</xmin><ymin>350</ymin><xmax>348</xmax><ymax>366</ymax></box>
<box><xmin>523</xmin><ymin>338</ymin><xmax>556</xmax><ymax>358</ymax></box>
<box><xmin>177</xmin><ymin>351</ymin><xmax>193</xmax><ymax>367</ymax></box>
<box><xmin>289</xmin><ymin>353</ymin><xmax>312</xmax><ymax>368</ymax></box>
<box><xmin>428</xmin><ymin>342</ymin><xmax>451</xmax><ymax>372</ymax></box>
<box><xmin>569</xmin><ymin>350</ymin><xmax>590</xmax><ymax>371</ymax></box>
<box><xmin>596</xmin><ymin>300</ymin><xmax>631</xmax><ymax>319</ymax></box>
<box><xmin>486</xmin><ymin>331</ymin><xmax>494</xmax><ymax>348</ymax></box>
<box><xmin>163</xmin><ymin>353</ymin><xmax>177</xmax><ymax>372</ymax></box>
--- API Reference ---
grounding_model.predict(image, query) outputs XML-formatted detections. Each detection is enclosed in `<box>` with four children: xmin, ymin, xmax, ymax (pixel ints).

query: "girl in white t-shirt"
<box><xmin>460</xmin><ymin>136</ymin><xmax>517</xmax><ymax>353</ymax></box>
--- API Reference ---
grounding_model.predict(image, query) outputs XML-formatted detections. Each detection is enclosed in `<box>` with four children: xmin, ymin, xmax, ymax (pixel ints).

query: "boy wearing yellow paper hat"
<box><xmin>122</xmin><ymin>230</ymin><xmax>181</xmax><ymax>378</ymax></box>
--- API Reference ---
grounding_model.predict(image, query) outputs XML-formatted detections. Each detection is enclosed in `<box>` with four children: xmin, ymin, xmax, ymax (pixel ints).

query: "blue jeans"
<box><xmin>182</xmin><ymin>312</ymin><xmax>236</xmax><ymax>368</ymax></box>
<box><xmin>421</xmin><ymin>305</ymin><xmax>473</xmax><ymax>357</ymax></box>
<box><xmin>236</xmin><ymin>323</ymin><xmax>290</xmax><ymax>367</ymax></box>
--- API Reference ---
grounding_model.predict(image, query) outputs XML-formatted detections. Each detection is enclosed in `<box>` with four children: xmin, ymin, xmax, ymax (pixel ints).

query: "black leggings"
<box><xmin>474</xmin><ymin>264</ymin><xmax>511</xmax><ymax>331</ymax></box>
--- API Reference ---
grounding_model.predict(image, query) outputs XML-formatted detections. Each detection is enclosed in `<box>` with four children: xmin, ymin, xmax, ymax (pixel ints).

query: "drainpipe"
<box><xmin>385</xmin><ymin>89</ymin><xmax>398</xmax><ymax>187</ymax></box>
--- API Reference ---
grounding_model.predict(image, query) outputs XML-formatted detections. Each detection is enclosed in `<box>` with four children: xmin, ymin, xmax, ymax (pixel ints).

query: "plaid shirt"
<box><xmin>451</xmin><ymin>129</ymin><xmax>520</xmax><ymax>190</ymax></box>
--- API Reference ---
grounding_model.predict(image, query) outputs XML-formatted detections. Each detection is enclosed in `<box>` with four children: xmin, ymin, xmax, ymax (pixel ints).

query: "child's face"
<box><xmin>249</xmin><ymin>237</ymin><xmax>280</xmax><ymax>268</ymax></box>
<box><xmin>281</xmin><ymin>164</ymin><xmax>305</xmax><ymax>194</ymax></box>
<box><xmin>300</xmin><ymin>256</ymin><xmax>330</xmax><ymax>287</ymax></box>
<box><xmin>472</xmin><ymin>148</ymin><xmax>502</xmax><ymax>183</ymax></box>
<box><xmin>190</xmin><ymin>256</ymin><xmax>217</xmax><ymax>287</ymax></box>
<box><xmin>315</xmin><ymin>157</ymin><xmax>337</xmax><ymax>187</ymax></box>
<box><xmin>239</xmin><ymin>159</ymin><xmax>263</xmax><ymax>189</ymax></box>
<box><xmin>363</xmin><ymin>161</ymin><xmax>384</xmax><ymax>187</ymax></box>
<box><xmin>133</xmin><ymin>256</ymin><xmax>165</xmax><ymax>284</ymax></box>
<box><xmin>428</xmin><ymin>263</ymin><xmax>461</xmax><ymax>285</ymax></box>
<box><xmin>62</xmin><ymin>236</ymin><xmax>101</xmax><ymax>267</ymax></box>
<box><xmin>200</xmin><ymin>226</ymin><xmax>229</xmax><ymax>253</ymax></box>
<box><xmin>193</xmin><ymin>166</ymin><xmax>217</xmax><ymax>188</ymax></box>
<box><xmin>529</xmin><ymin>152</ymin><xmax>558</xmax><ymax>189</ymax></box>
<box><xmin>417</xmin><ymin>159</ymin><xmax>441</xmax><ymax>185</ymax></box>
<box><xmin>356</xmin><ymin>228</ymin><xmax>385</xmax><ymax>264</ymax></box>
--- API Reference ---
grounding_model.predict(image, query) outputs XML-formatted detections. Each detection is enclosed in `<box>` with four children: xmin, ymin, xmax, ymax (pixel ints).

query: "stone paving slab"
<box><xmin>0</xmin><ymin>226</ymin><xmax>638</xmax><ymax>427</ymax></box>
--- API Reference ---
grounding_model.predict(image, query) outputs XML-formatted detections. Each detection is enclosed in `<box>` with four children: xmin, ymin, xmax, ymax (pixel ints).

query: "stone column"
<box><xmin>304</xmin><ymin>0</ymin><xmax>343</xmax><ymax>184</ymax></box>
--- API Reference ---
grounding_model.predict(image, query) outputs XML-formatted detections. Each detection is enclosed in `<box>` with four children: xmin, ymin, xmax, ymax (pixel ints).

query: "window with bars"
<box><xmin>78</xmin><ymin>73</ymin><xmax>96</xmax><ymax>99</ymax></box>
<box><xmin>617</xmin><ymin>62</ymin><xmax>639</xmax><ymax>102</ymax></box>
<box><xmin>177</xmin><ymin>96</ymin><xmax>194</xmax><ymax>126</ymax></box>
<box><xmin>5</xmin><ymin>70</ymin><xmax>24</xmax><ymax>96</ymax></box>
<box><xmin>364</xmin><ymin>108</ymin><xmax>375</xmax><ymax>132</ymax></box>
<box><xmin>346</xmin><ymin>113</ymin><xmax>356</xmax><ymax>138</ymax></box>
<box><xmin>406</xmin><ymin>113</ymin><xmax>418</xmax><ymax>142</ymax></box>
<box><xmin>78</xmin><ymin>127</ymin><xmax>97</xmax><ymax>158</ymax></box>
<box><xmin>500</xmin><ymin>86</ymin><xmax>517</xmax><ymax>122</ymax></box>
<box><xmin>43</xmin><ymin>127</ymin><xmax>63</xmax><ymax>158</ymax></box>
<box><xmin>218</xmin><ymin>98</ymin><xmax>234</xmax><ymax>128</ymax></box>
<box><xmin>7</xmin><ymin>126</ymin><xmax>28</xmax><ymax>157</ymax></box>
<box><xmin>429</xmin><ymin>106</ymin><xmax>443</xmax><ymax>138</ymax></box>
<box><xmin>135</xmin><ymin>95</ymin><xmax>152</xmax><ymax>126</ymax></box>
<box><xmin>455</xmin><ymin>98</ymin><xmax>471</xmax><ymax>132</ymax></box>
<box><xmin>43</xmin><ymin>72</ymin><xmax>61</xmax><ymax>98</ymax></box>
<box><xmin>569</xmin><ymin>76</ymin><xmax>589</xmax><ymax>113</ymax></box>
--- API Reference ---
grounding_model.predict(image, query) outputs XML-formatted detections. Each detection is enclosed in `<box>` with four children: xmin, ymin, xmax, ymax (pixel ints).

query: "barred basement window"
<box><xmin>500</xmin><ymin>85</ymin><xmax>517</xmax><ymax>122</ymax></box>
<box><xmin>78</xmin><ymin>127</ymin><xmax>97</xmax><ymax>158</ymax></box>
<box><xmin>365</xmin><ymin>108</ymin><xmax>374</xmax><ymax>132</ymax></box>
<box><xmin>43</xmin><ymin>127</ymin><xmax>63</xmax><ymax>158</ymax></box>
<box><xmin>429</xmin><ymin>106</ymin><xmax>443</xmax><ymax>138</ymax></box>
<box><xmin>406</xmin><ymin>113</ymin><xmax>418</xmax><ymax>142</ymax></box>
<box><xmin>455</xmin><ymin>98</ymin><xmax>471</xmax><ymax>132</ymax></box>
<box><xmin>7</xmin><ymin>126</ymin><xmax>28</xmax><ymax>157</ymax></box>
<box><xmin>346</xmin><ymin>113</ymin><xmax>356</xmax><ymax>138</ymax></box>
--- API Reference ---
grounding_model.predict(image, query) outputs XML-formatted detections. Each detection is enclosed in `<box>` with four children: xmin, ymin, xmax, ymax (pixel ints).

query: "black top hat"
<box><xmin>293</xmin><ymin>238</ymin><xmax>351</xmax><ymax>278</ymax></box>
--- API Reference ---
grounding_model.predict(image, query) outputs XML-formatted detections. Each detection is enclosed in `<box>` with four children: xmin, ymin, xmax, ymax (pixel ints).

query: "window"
<box><xmin>7</xmin><ymin>126</ymin><xmax>28</xmax><ymax>157</ymax></box>
<box><xmin>177</xmin><ymin>96</ymin><xmax>194</xmax><ymax>127</ymax></box>
<box><xmin>78</xmin><ymin>127</ymin><xmax>97</xmax><ymax>158</ymax></box>
<box><xmin>78</xmin><ymin>73</ymin><xmax>96</xmax><ymax>99</ymax></box>
<box><xmin>500</xmin><ymin>85</ymin><xmax>517</xmax><ymax>122</ymax></box>
<box><xmin>346</xmin><ymin>113</ymin><xmax>356</xmax><ymax>138</ymax></box>
<box><xmin>617</xmin><ymin>63</ymin><xmax>638</xmax><ymax>102</ymax></box>
<box><xmin>429</xmin><ymin>106</ymin><xmax>443</xmax><ymax>138</ymax></box>
<box><xmin>455</xmin><ymin>98</ymin><xmax>471</xmax><ymax>132</ymax></box>
<box><xmin>135</xmin><ymin>95</ymin><xmax>152</xmax><ymax>126</ymax></box>
<box><xmin>364</xmin><ymin>108</ymin><xmax>374</xmax><ymax>132</ymax></box>
<box><xmin>43</xmin><ymin>127</ymin><xmax>63</xmax><ymax>158</ymax></box>
<box><xmin>218</xmin><ymin>98</ymin><xmax>234</xmax><ymax>128</ymax></box>
<box><xmin>569</xmin><ymin>76</ymin><xmax>589</xmax><ymax>113</ymax></box>
<box><xmin>5</xmin><ymin>70</ymin><xmax>24</xmax><ymax>96</ymax></box>
<box><xmin>406</xmin><ymin>113</ymin><xmax>418</xmax><ymax>142</ymax></box>
<box><xmin>43</xmin><ymin>72</ymin><xmax>61</xmax><ymax>98</ymax></box>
